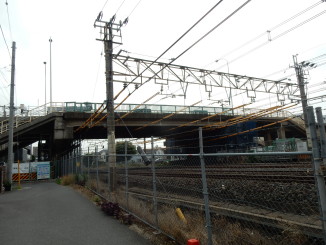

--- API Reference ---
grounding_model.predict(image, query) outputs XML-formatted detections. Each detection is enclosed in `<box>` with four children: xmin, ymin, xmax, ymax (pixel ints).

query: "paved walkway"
<box><xmin>0</xmin><ymin>182</ymin><xmax>152</xmax><ymax>245</ymax></box>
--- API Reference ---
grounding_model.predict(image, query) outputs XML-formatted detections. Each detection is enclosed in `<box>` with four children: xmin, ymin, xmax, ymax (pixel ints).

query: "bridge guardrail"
<box><xmin>0</xmin><ymin>101</ymin><xmax>298</xmax><ymax>135</ymax></box>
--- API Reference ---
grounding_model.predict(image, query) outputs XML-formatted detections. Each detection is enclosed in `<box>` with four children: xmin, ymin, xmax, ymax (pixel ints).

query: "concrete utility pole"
<box><xmin>293</xmin><ymin>55</ymin><xmax>311</xmax><ymax>148</ymax></box>
<box><xmin>7</xmin><ymin>41</ymin><xmax>16</xmax><ymax>185</ymax></box>
<box><xmin>49</xmin><ymin>38</ymin><xmax>53</xmax><ymax>113</ymax></box>
<box><xmin>94</xmin><ymin>13</ymin><xmax>126</xmax><ymax>191</ymax></box>
<box><xmin>293</xmin><ymin>55</ymin><xmax>308</xmax><ymax>123</ymax></box>
<box><xmin>43</xmin><ymin>61</ymin><xmax>47</xmax><ymax>114</ymax></box>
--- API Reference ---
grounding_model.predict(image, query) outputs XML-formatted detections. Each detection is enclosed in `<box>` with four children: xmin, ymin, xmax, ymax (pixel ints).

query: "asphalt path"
<box><xmin>0</xmin><ymin>182</ymin><xmax>152</xmax><ymax>245</ymax></box>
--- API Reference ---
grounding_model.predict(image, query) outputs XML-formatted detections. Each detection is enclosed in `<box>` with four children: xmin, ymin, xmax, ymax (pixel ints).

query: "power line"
<box><xmin>119</xmin><ymin>0</ymin><xmax>226</xmax><ymax>95</ymax></box>
<box><xmin>115</xmin><ymin>0</ymin><xmax>127</xmax><ymax>14</ymax></box>
<box><xmin>101</xmin><ymin>0</ymin><xmax>109</xmax><ymax>11</ymax></box>
<box><xmin>273</xmin><ymin>9</ymin><xmax>326</xmax><ymax>41</ymax></box>
<box><xmin>127</xmin><ymin>0</ymin><xmax>142</xmax><ymax>19</ymax></box>
<box><xmin>0</xmin><ymin>25</ymin><xmax>11</xmax><ymax>60</ymax></box>
<box><xmin>123</xmin><ymin>0</ymin><xmax>252</xmax><ymax>102</ymax></box>
<box><xmin>218</xmin><ymin>8</ymin><xmax>326</xmax><ymax>70</ymax></box>
<box><xmin>92</xmin><ymin>51</ymin><xmax>104</xmax><ymax>101</ymax></box>
<box><xmin>212</xmin><ymin>0</ymin><xmax>325</xmax><ymax>69</ymax></box>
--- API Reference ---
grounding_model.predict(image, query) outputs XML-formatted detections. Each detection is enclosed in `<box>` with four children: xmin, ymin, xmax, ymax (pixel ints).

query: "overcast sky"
<box><xmin>1</xmin><ymin>0</ymin><xmax>326</xmax><ymax>114</ymax></box>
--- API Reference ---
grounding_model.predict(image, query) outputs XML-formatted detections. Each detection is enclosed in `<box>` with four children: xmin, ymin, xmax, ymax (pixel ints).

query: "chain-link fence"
<box><xmin>54</xmin><ymin>106</ymin><xmax>326</xmax><ymax>245</ymax></box>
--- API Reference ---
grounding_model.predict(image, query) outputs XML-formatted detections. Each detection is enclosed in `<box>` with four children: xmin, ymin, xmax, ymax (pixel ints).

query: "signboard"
<box><xmin>12</xmin><ymin>163</ymin><xmax>30</xmax><ymax>174</ymax></box>
<box><xmin>12</xmin><ymin>162</ymin><xmax>49</xmax><ymax>174</ymax></box>
<box><xmin>37</xmin><ymin>162</ymin><xmax>50</xmax><ymax>180</ymax></box>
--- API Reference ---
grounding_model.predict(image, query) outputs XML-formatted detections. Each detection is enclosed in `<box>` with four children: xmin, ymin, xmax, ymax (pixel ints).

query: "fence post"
<box><xmin>95</xmin><ymin>145</ymin><xmax>99</xmax><ymax>192</ymax></box>
<box><xmin>64</xmin><ymin>155</ymin><xmax>67</xmax><ymax>176</ymax></box>
<box><xmin>65</xmin><ymin>155</ymin><xmax>68</xmax><ymax>176</ymax></box>
<box><xmin>80</xmin><ymin>144</ymin><xmax>83</xmax><ymax>176</ymax></box>
<box><xmin>151</xmin><ymin>136</ymin><xmax>158</xmax><ymax>228</ymax></box>
<box><xmin>74</xmin><ymin>148</ymin><xmax>77</xmax><ymax>175</ymax></box>
<box><xmin>29</xmin><ymin>161</ymin><xmax>31</xmax><ymax>181</ymax></box>
<box><xmin>199</xmin><ymin>127</ymin><xmax>212</xmax><ymax>245</ymax></box>
<box><xmin>70</xmin><ymin>152</ymin><xmax>73</xmax><ymax>175</ymax></box>
<box><xmin>307</xmin><ymin>106</ymin><xmax>326</xmax><ymax>243</ymax></box>
<box><xmin>87</xmin><ymin>147</ymin><xmax>90</xmax><ymax>181</ymax></box>
<box><xmin>316</xmin><ymin>107</ymin><xmax>326</xmax><ymax>162</ymax></box>
<box><xmin>125</xmin><ymin>141</ymin><xmax>129</xmax><ymax>210</ymax></box>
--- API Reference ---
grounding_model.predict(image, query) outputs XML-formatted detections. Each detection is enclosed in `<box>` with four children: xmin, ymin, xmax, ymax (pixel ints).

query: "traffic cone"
<box><xmin>187</xmin><ymin>239</ymin><xmax>200</xmax><ymax>245</ymax></box>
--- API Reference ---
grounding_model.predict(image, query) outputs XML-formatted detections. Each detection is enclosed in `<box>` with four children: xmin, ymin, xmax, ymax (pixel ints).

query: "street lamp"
<box><xmin>43</xmin><ymin>61</ymin><xmax>47</xmax><ymax>115</ymax></box>
<box><xmin>49</xmin><ymin>37</ymin><xmax>53</xmax><ymax>113</ymax></box>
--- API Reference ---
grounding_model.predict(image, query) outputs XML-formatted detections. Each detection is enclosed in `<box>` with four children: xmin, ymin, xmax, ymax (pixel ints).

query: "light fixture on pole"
<box><xmin>43</xmin><ymin>61</ymin><xmax>47</xmax><ymax>114</ymax></box>
<box><xmin>49</xmin><ymin>37</ymin><xmax>53</xmax><ymax>113</ymax></box>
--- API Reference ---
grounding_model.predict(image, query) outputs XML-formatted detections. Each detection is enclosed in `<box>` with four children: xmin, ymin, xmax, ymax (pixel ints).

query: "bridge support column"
<box><xmin>277</xmin><ymin>122</ymin><xmax>287</xmax><ymax>139</ymax></box>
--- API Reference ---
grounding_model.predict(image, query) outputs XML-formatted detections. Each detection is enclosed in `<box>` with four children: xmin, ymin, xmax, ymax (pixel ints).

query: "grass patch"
<box><xmin>61</xmin><ymin>174</ymin><xmax>76</xmax><ymax>186</ymax></box>
<box><xmin>55</xmin><ymin>178</ymin><xmax>62</xmax><ymax>185</ymax></box>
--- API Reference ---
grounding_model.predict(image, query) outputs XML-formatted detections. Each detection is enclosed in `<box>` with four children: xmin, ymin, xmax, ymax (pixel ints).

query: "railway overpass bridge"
<box><xmin>0</xmin><ymin>102</ymin><xmax>306</xmax><ymax>161</ymax></box>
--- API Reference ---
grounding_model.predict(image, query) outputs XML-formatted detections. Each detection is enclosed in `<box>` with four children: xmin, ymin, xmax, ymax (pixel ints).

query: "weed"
<box><xmin>92</xmin><ymin>195</ymin><xmax>102</xmax><ymax>204</ymax></box>
<box><xmin>61</xmin><ymin>174</ymin><xmax>75</xmax><ymax>185</ymax></box>
<box><xmin>55</xmin><ymin>178</ymin><xmax>61</xmax><ymax>185</ymax></box>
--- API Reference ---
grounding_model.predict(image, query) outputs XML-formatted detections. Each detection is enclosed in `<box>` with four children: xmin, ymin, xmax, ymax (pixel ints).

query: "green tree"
<box><xmin>116</xmin><ymin>141</ymin><xmax>137</xmax><ymax>161</ymax></box>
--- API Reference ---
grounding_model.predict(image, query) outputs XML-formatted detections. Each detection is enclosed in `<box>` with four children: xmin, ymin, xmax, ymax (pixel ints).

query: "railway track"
<box><xmin>91</xmin><ymin>162</ymin><xmax>317</xmax><ymax>184</ymax></box>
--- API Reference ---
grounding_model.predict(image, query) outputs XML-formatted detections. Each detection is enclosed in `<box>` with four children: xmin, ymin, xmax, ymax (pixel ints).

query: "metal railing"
<box><xmin>0</xmin><ymin>101</ymin><xmax>297</xmax><ymax>135</ymax></box>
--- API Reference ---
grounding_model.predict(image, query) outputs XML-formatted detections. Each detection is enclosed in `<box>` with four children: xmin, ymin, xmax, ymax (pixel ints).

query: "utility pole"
<box><xmin>43</xmin><ymin>61</ymin><xmax>47</xmax><ymax>114</ymax></box>
<box><xmin>7</xmin><ymin>41</ymin><xmax>16</xmax><ymax>186</ymax></box>
<box><xmin>293</xmin><ymin>55</ymin><xmax>311</xmax><ymax>148</ymax></box>
<box><xmin>94</xmin><ymin>13</ymin><xmax>126</xmax><ymax>191</ymax></box>
<box><xmin>293</xmin><ymin>55</ymin><xmax>308</xmax><ymax>123</ymax></box>
<box><xmin>49</xmin><ymin>38</ymin><xmax>53</xmax><ymax>113</ymax></box>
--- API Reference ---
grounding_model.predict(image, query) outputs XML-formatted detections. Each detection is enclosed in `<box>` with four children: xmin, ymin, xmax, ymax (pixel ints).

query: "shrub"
<box><xmin>101</xmin><ymin>202</ymin><xmax>121</xmax><ymax>219</ymax></box>
<box><xmin>61</xmin><ymin>175</ymin><xmax>76</xmax><ymax>185</ymax></box>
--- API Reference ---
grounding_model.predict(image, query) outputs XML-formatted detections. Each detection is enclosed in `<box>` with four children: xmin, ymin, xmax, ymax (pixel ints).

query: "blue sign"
<box><xmin>37</xmin><ymin>162</ymin><xmax>50</xmax><ymax>180</ymax></box>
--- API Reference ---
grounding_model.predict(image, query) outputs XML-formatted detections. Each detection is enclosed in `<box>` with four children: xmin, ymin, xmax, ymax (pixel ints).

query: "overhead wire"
<box><xmin>210</xmin><ymin>117</ymin><xmax>295</xmax><ymax>142</ymax></box>
<box><xmin>115</xmin><ymin>0</ymin><xmax>226</xmax><ymax>99</ymax></box>
<box><xmin>0</xmin><ymin>25</ymin><xmax>11</xmax><ymax>60</ymax></box>
<box><xmin>272</xmin><ymin>9</ymin><xmax>326</xmax><ymax>41</ymax></box>
<box><xmin>214</xmin><ymin>1</ymin><xmax>326</xmax><ymax>69</ymax></box>
<box><xmin>116</xmin><ymin>91</ymin><xmax>160</xmax><ymax>122</ymax></box>
<box><xmin>206</xmin><ymin>104</ymin><xmax>297</xmax><ymax>131</ymax></box>
<box><xmin>115</xmin><ymin>0</ymin><xmax>127</xmax><ymax>14</ymax></box>
<box><xmin>135</xmin><ymin>100</ymin><xmax>202</xmax><ymax>131</ymax></box>
<box><xmin>101</xmin><ymin>0</ymin><xmax>109</xmax><ymax>12</ymax></box>
<box><xmin>92</xmin><ymin>51</ymin><xmax>104</xmax><ymax>101</ymax></box>
<box><xmin>127</xmin><ymin>0</ymin><xmax>142</xmax><ymax>19</ymax></box>
<box><xmin>168</xmin><ymin>103</ymin><xmax>251</xmax><ymax>131</ymax></box>
<box><xmin>118</xmin><ymin>0</ymin><xmax>252</xmax><ymax>107</ymax></box>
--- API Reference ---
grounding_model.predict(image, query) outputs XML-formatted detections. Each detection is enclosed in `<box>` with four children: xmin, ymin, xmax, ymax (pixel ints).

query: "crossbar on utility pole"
<box><xmin>7</xmin><ymin>41</ymin><xmax>16</xmax><ymax>187</ymax></box>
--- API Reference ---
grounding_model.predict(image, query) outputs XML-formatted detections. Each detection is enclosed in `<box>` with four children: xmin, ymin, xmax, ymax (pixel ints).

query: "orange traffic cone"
<box><xmin>187</xmin><ymin>239</ymin><xmax>200</xmax><ymax>245</ymax></box>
